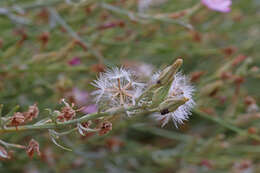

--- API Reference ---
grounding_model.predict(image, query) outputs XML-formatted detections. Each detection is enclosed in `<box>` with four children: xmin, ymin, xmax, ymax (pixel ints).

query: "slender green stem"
<box><xmin>0</xmin><ymin>105</ymin><xmax>155</xmax><ymax>134</ymax></box>
<box><xmin>0</xmin><ymin>139</ymin><xmax>25</xmax><ymax>149</ymax></box>
<box><xmin>48</xmin><ymin>8</ymin><xmax>106</xmax><ymax>63</ymax></box>
<box><xmin>100</xmin><ymin>2</ymin><xmax>193</xmax><ymax>30</ymax></box>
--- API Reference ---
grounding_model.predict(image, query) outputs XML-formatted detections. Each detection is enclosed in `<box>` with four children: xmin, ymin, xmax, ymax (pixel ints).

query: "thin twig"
<box><xmin>100</xmin><ymin>2</ymin><xmax>193</xmax><ymax>30</ymax></box>
<box><xmin>48</xmin><ymin>8</ymin><xmax>106</xmax><ymax>63</ymax></box>
<box><xmin>0</xmin><ymin>105</ymin><xmax>155</xmax><ymax>133</ymax></box>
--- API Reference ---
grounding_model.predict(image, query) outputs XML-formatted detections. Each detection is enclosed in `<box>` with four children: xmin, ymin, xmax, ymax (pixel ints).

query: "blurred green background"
<box><xmin>0</xmin><ymin>0</ymin><xmax>260</xmax><ymax>172</ymax></box>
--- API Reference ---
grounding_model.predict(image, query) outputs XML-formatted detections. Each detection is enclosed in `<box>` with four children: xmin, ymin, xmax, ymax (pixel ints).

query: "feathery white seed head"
<box><xmin>153</xmin><ymin>72</ymin><xmax>195</xmax><ymax>127</ymax></box>
<box><xmin>92</xmin><ymin>67</ymin><xmax>145</xmax><ymax>107</ymax></box>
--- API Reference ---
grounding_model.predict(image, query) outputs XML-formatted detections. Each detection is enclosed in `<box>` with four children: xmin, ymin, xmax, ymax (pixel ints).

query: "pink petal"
<box><xmin>201</xmin><ymin>0</ymin><xmax>232</xmax><ymax>13</ymax></box>
<box><xmin>82</xmin><ymin>104</ymin><xmax>98</xmax><ymax>114</ymax></box>
<box><xmin>68</xmin><ymin>57</ymin><xmax>81</xmax><ymax>66</ymax></box>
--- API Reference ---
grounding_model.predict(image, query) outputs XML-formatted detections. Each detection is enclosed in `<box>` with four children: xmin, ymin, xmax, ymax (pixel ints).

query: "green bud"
<box><xmin>156</xmin><ymin>58</ymin><xmax>183</xmax><ymax>86</ymax></box>
<box><xmin>159</xmin><ymin>96</ymin><xmax>189</xmax><ymax>115</ymax></box>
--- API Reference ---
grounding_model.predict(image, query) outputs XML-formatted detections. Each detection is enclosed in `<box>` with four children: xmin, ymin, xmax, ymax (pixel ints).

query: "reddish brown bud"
<box><xmin>220</xmin><ymin>71</ymin><xmax>233</xmax><ymax>80</ymax></box>
<box><xmin>118</xmin><ymin>21</ymin><xmax>125</xmax><ymax>28</ymax></box>
<box><xmin>57</xmin><ymin>106</ymin><xmax>76</xmax><ymax>122</ymax></box>
<box><xmin>190</xmin><ymin>31</ymin><xmax>202</xmax><ymax>42</ymax></box>
<box><xmin>37</xmin><ymin>8</ymin><xmax>49</xmax><ymax>21</ymax></box>
<box><xmin>97</xmin><ymin>21</ymin><xmax>125</xmax><ymax>30</ymax></box>
<box><xmin>99</xmin><ymin>121</ymin><xmax>112</xmax><ymax>135</ymax></box>
<box><xmin>244</xmin><ymin>96</ymin><xmax>256</xmax><ymax>105</ymax></box>
<box><xmin>13</xmin><ymin>28</ymin><xmax>27</xmax><ymax>46</ymax></box>
<box><xmin>39</xmin><ymin>32</ymin><xmax>49</xmax><ymax>47</ymax></box>
<box><xmin>190</xmin><ymin>71</ymin><xmax>205</xmax><ymax>82</ymax></box>
<box><xmin>10</xmin><ymin>112</ymin><xmax>25</xmax><ymax>127</ymax></box>
<box><xmin>233</xmin><ymin>160</ymin><xmax>252</xmax><ymax>171</ymax></box>
<box><xmin>78</xmin><ymin>121</ymin><xmax>93</xmax><ymax>136</ymax></box>
<box><xmin>85</xmin><ymin>7</ymin><xmax>93</xmax><ymax>14</ymax></box>
<box><xmin>234</xmin><ymin>76</ymin><xmax>245</xmax><ymax>85</ymax></box>
<box><xmin>57</xmin><ymin>100</ymin><xmax>78</xmax><ymax>122</ymax></box>
<box><xmin>26</xmin><ymin>139</ymin><xmax>41</xmax><ymax>158</ymax></box>
<box><xmin>248</xmin><ymin>127</ymin><xmax>257</xmax><ymax>134</ymax></box>
<box><xmin>91</xmin><ymin>64</ymin><xmax>105</xmax><ymax>73</ymax></box>
<box><xmin>24</xmin><ymin>103</ymin><xmax>39</xmax><ymax>122</ymax></box>
<box><xmin>200</xmin><ymin>159</ymin><xmax>213</xmax><ymax>169</ymax></box>
<box><xmin>222</xmin><ymin>46</ymin><xmax>237</xmax><ymax>56</ymax></box>
<box><xmin>232</xmin><ymin>54</ymin><xmax>247</xmax><ymax>67</ymax></box>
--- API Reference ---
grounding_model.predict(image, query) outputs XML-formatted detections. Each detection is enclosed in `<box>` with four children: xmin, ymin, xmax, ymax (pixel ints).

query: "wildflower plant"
<box><xmin>0</xmin><ymin>0</ymin><xmax>260</xmax><ymax>172</ymax></box>
<box><xmin>0</xmin><ymin>58</ymin><xmax>194</xmax><ymax>157</ymax></box>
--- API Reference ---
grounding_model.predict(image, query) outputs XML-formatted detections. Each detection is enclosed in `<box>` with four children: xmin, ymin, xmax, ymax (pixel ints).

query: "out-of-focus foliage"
<box><xmin>0</xmin><ymin>0</ymin><xmax>259</xmax><ymax>172</ymax></box>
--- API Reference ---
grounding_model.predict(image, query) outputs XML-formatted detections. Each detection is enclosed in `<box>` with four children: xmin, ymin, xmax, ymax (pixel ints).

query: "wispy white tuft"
<box><xmin>92</xmin><ymin>67</ymin><xmax>145</xmax><ymax>107</ymax></box>
<box><xmin>150</xmin><ymin>70</ymin><xmax>161</xmax><ymax>84</ymax></box>
<box><xmin>153</xmin><ymin>72</ymin><xmax>195</xmax><ymax>127</ymax></box>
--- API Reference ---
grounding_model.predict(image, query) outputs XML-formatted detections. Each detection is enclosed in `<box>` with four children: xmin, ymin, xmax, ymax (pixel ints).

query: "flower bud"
<box><xmin>10</xmin><ymin>112</ymin><xmax>25</xmax><ymax>127</ymax></box>
<box><xmin>26</xmin><ymin>139</ymin><xmax>41</xmax><ymax>158</ymax></box>
<box><xmin>99</xmin><ymin>121</ymin><xmax>112</xmax><ymax>135</ymax></box>
<box><xmin>156</xmin><ymin>58</ymin><xmax>183</xmax><ymax>86</ymax></box>
<box><xmin>24</xmin><ymin>103</ymin><xmax>39</xmax><ymax>122</ymax></box>
<box><xmin>159</xmin><ymin>96</ymin><xmax>189</xmax><ymax>115</ymax></box>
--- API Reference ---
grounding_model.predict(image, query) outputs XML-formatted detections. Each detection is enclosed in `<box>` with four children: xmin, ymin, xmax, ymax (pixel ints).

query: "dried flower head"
<box><xmin>26</xmin><ymin>139</ymin><xmax>41</xmax><ymax>158</ymax></box>
<box><xmin>24</xmin><ymin>103</ymin><xmax>39</xmax><ymax>122</ymax></box>
<box><xmin>153</xmin><ymin>73</ymin><xmax>195</xmax><ymax>127</ymax></box>
<box><xmin>99</xmin><ymin>121</ymin><xmax>112</xmax><ymax>135</ymax></box>
<box><xmin>10</xmin><ymin>112</ymin><xmax>25</xmax><ymax>127</ymax></box>
<box><xmin>77</xmin><ymin>121</ymin><xmax>92</xmax><ymax>136</ymax></box>
<box><xmin>56</xmin><ymin>99</ymin><xmax>86</xmax><ymax>122</ymax></box>
<box><xmin>92</xmin><ymin>67</ymin><xmax>144</xmax><ymax>107</ymax></box>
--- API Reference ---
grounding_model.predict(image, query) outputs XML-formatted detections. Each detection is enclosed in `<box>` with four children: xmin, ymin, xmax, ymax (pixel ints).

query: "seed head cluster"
<box><xmin>92</xmin><ymin>60</ymin><xmax>195</xmax><ymax>127</ymax></box>
<box><xmin>153</xmin><ymin>72</ymin><xmax>195</xmax><ymax>127</ymax></box>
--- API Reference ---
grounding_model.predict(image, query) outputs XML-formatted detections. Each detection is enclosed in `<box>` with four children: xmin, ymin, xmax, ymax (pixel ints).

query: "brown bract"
<box><xmin>10</xmin><ymin>104</ymin><xmax>39</xmax><ymax>128</ymax></box>
<box><xmin>26</xmin><ymin>139</ymin><xmax>41</xmax><ymax>158</ymax></box>
<box><xmin>99</xmin><ymin>121</ymin><xmax>112</xmax><ymax>135</ymax></box>
<box><xmin>10</xmin><ymin>112</ymin><xmax>25</xmax><ymax>128</ymax></box>
<box><xmin>57</xmin><ymin>104</ymin><xmax>76</xmax><ymax>122</ymax></box>
<box><xmin>24</xmin><ymin>104</ymin><xmax>39</xmax><ymax>122</ymax></box>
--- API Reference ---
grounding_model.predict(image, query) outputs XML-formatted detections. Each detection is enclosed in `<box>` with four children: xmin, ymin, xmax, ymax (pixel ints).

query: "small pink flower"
<box><xmin>68</xmin><ymin>57</ymin><xmax>81</xmax><ymax>66</ymax></box>
<box><xmin>72</xmin><ymin>88</ymin><xmax>89</xmax><ymax>106</ymax></box>
<box><xmin>201</xmin><ymin>0</ymin><xmax>232</xmax><ymax>13</ymax></box>
<box><xmin>82</xmin><ymin>104</ymin><xmax>97</xmax><ymax>114</ymax></box>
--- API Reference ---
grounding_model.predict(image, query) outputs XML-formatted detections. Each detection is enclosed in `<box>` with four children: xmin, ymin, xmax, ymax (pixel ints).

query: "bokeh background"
<box><xmin>0</xmin><ymin>0</ymin><xmax>260</xmax><ymax>172</ymax></box>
